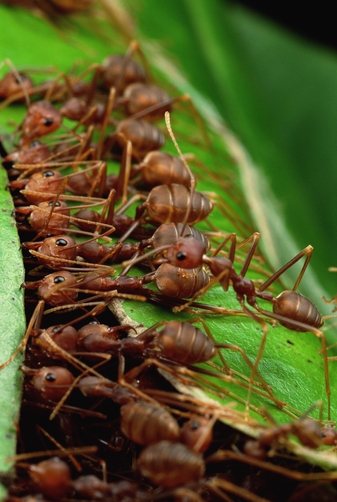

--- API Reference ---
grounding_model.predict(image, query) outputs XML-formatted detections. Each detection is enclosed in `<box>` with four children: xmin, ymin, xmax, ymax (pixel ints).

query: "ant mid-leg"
<box><xmin>252</xmin><ymin>246</ymin><xmax>330</xmax><ymax>418</ymax></box>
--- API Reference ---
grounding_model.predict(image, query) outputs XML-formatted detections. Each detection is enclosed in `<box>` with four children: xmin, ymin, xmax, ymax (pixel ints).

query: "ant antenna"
<box><xmin>165</xmin><ymin>111</ymin><xmax>196</xmax><ymax>233</ymax></box>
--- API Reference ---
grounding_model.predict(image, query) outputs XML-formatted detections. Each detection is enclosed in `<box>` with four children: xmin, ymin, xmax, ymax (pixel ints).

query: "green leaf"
<box><xmin>0</xmin><ymin>164</ymin><xmax>25</xmax><ymax>498</ymax></box>
<box><xmin>1</xmin><ymin>3</ymin><xmax>337</xmax><ymax>492</ymax></box>
<box><xmin>125</xmin><ymin>0</ymin><xmax>337</xmax><ymax>297</ymax></box>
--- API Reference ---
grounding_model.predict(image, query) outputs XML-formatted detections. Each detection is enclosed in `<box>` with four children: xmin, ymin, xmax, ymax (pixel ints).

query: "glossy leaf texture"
<box><xmin>0</xmin><ymin>2</ymin><xmax>336</xmax><ymax>490</ymax></box>
<box><xmin>0</xmin><ymin>164</ymin><xmax>25</xmax><ymax>498</ymax></box>
<box><xmin>125</xmin><ymin>0</ymin><xmax>337</xmax><ymax>298</ymax></box>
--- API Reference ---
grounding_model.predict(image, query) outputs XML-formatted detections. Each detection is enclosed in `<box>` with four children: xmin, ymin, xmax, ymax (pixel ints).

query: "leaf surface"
<box><xmin>0</xmin><ymin>4</ymin><xmax>336</xmax><ymax>493</ymax></box>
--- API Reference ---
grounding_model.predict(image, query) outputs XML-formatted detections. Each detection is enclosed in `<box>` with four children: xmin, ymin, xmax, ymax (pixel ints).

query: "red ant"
<box><xmin>163</xmin><ymin>231</ymin><xmax>331</xmax><ymax>419</ymax></box>
<box><xmin>130</xmin><ymin>149</ymin><xmax>193</xmax><ymax>188</ymax></box>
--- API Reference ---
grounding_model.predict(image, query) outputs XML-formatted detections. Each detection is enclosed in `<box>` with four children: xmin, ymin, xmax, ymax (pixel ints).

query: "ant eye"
<box><xmin>15</xmin><ymin>74</ymin><xmax>26</xmax><ymax>84</ymax></box>
<box><xmin>43</xmin><ymin>117</ymin><xmax>54</xmax><ymax>127</ymax></box>
<box><xmin>189</xmin><ymin>421</ymin><xmax>200</xmax><ymax>430</ymax></box>
<box><xmin>55</xmin><ymin>239</ymin><xmax>67</xmax><ymax>246</ymax></box>
<box><xmin>176</xmin><ymin>252</ymin><xmax>187</xmax><ymax>261</ymax></box>
<box><xmin>49</xmin><ymin>201</ymin><xmax>61</xmax><ymax>207</ymax></box>
<box><xmin>43</xmin><ymin>171</ymin><xmax>54</xmax><ymax>177</ymax></box>
<box><xmin>30</xmin><ymin>141</ymin><xmax>40</xmax><ymax>147</ymax></box>
<box><xmin>45</xmin><ymin>373</ymin><xmax>56</xmax><ymax>382</ymax></box>
<box><xmin>53</xmin><ymin>276</ymin><xmax>65</xmax><ymax>284</ymax></box>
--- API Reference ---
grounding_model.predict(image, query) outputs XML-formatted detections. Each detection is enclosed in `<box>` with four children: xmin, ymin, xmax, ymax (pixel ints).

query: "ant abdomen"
<box><xmin>0</xmin><ymin>71</ymin><xmax>33</xmax><ymax>100</ymax></box>
<box><xmin>143</xmin><ymin>184</ymin><xmax>213</xmax><ymax>225</ymax></box>
<box><xmin>137</xmin><ymin>440</ymin><xmax>205</xmax><ymax>488</ymax></box>
<box><xmin>152</xmin><ymin>223</ymin><xmax>209</xmax><ymax>252</ymax></box>
<box><xmin>112</xmin><ymin>118</ymin><xmax>165</xmax><ymax>160</ymax></box>
<box><xmin>134</xmin><ymin>150</ymin><xmax>192</xmax><ymax>188</ymax></box>
<box><xmin>156</xmin><ymin>321</ymin><xmax>216</xmax><ymax>364</ymax></box>
<box><xmin>120</xmin><ymin>401</ymin><xmax>180</xmax><ymax>445</ymax></box>
<box><xmin>123</xmin><ymin>83</ymin><xmax>171</xmax><ymax>122</ymax></box>
<box><xmin>273</xmin><ymin>291</ymin><xmax>323</xmax><ymax>331</ymax></box>
<box><xmin>155</xmin><ymin>263</ymin><xmax>209</xmax><ymax>299</ymax></box>
<box><xmin>101</xmin><ymin>54</ymin><xmax>146</xmax><ymax>93</ymax></box>
<box><xmin>29</xmin><ymin>457</ymin><xmax>71</xmax><ymax>500</ymax></box>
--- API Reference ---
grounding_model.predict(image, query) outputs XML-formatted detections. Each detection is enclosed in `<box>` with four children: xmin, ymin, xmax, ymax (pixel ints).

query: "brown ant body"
<box><xmin>23</xmin><ymin>265</ymin><xmax>210</xmax><ymax>308</ymax></box>
<box><xmin>19</xmin><ymin>101</ymin><xmax>62</xmax><ymax>145</ymax></box>
<box><xmin>21</xmin><ymin>365</ymin><xmax>75</xmax><ymax>402</ymax></box>
<box><xmin>2</xmin><ymin>141</ymin><xmax>52</xmax><ymax>170</ymax></box>
<box><xmin>100</xmin><ymin>52</ymin><xmax>146</xmax><ymax>94</ymax></box>
<box><xmin>121</xmin><ymin>82</ymin><xmax>172</xmax><ymax>121</ymax></box>
<box><xmin>3</xmin><ymin>44</ymin><xmax>333</xmax><ymax>502</ymax></box>
<box><xmin>23</xmin><ymin>222</ymin><xmax>208</xmax><ymax>272</ymax></box>
<box><xmin>137</xmin><ymin>440</ymin><xmax>205</xmax><ymax>488</ymax></box>
<box><xmin>164</xmin><ymin>232</ymin><xmax>330</xmax><ymax>417</ymax></box>
<box><xmin>244</xmin><ymin>417</ymin><xmax>322</xmax><ymax>460</ymax></box>
<box><xmin>0</xmin><ymin>70</ymin><xmax>34</xmax><ymax>101</ymax></box>
<box><xmin>131</xmin><ymin>150</ymin><xmax>193</xmax><ymax>188</ymax></box>
<box><xmin>120</xmin><ymin>400</ymin><xmax>180</xmax><ymax>446</ymax></box>
<box><xmin>10</xmin><ymin>169</ymin><xmax>64</xmax><ymax>204</ymax></box>
<box><xmin>105</xmin><ymin>117</ymin><xmax>165</xmax><ymax>161</ymax></box>
<box><xmin>133</xmin><ymin>183</ymin><xmax>213</xmax><ymax>226</ymax></box>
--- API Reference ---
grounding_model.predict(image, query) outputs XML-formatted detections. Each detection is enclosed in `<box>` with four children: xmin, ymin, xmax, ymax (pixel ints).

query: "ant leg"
<box><xmin>204</xmin><ymin>477</ymin><xmax>268</xmax><ymax>502</ymax></box>
<box><xmin>97</xmin><ymin>87</ymin><xmax>116</xmax><ymax>158</ymax></box>
<box><xmin>238</xmin><ymin>232</ymin><xmax>261</xmax><ymax>277</ymax></box>
<box><xmin>165</xmin><ymin>111</ymin><xmax>196</xmax><ymax>231</ymax></box>
<box><xmin>173</xmin><ymin>233</ymin><xmax>261</xmax><ymax>314</ymax></box>
<box><xmin>238</xmin><ymin>302</ymin><xmax>275</xmax><ymax>417</ymax></box>
<box><xmin>186</xmin><ymin>316</ymin><xmax>281</xmax><ymax>406</ymax></box>
<box><xmin>255</xmin><ymin>305</ymin><xmax>330</xmax><ymax>420</ymax></box>
<box><xmin>114</xmin><ymin>140</ymin><xmax>132</xmax><ymax>205</ymax></box>
<box><xmin>0</xmin><ymin>300</ymin><xmax>44</xmax><ymax>370</ymax></box>
<box><xmin>49</xmin><ymin>358</ymin><xmax>111</xmax><ymax>421</ymax></box>
<box><xmin>0</xmin><ymin>58</ymin><xmax>31</xmax><ymax>107</ymax></box>
<box><xmin>258</xmin><ymin>245</ymin><xmax>313</xmax><ymax>292</ymax></box>
<box><xmin>37</xmin><ymin>426</ymin><xmax>82</xmax><ymax>472</ymax></box>
<box><xmin>207</xmin><ymin>449</ymin><xmax>337</xmax><ymax>482</ymax></box>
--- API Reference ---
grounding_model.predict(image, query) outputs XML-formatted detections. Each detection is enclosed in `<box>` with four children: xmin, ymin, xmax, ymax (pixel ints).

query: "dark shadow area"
<box><xmin>228</xmin><ymin>1</ymin><xmax>337</xmax><ymax>51</ymax></box>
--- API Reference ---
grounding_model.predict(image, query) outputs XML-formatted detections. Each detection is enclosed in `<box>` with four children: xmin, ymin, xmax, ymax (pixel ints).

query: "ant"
<box><xmin>162</xmin><ymin>231</ymin><xmax>331</xmax><ymax>419</ymax></box>
<box><xmin>243</xmin><ymin>409</ymin><xmax>323</xmax><ymax>460</ymax></box>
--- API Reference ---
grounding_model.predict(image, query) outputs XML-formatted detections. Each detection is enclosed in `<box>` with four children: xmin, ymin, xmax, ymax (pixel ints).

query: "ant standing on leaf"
<box><xmin>161</xmin><ymin>230</ymin><xmax>331</xmax><ymax>419</ymax></box>
<box><xmin>3</xmin><ymin>45</ymin><xmax>334</xmax><ymax>502</ymax></box>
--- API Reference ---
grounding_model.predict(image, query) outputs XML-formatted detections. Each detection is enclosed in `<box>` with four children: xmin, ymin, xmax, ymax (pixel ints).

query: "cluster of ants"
<box><xmin>0</xmin><ymin>43</ymin><xmax>337</xmax><ymax>502</ymax></box>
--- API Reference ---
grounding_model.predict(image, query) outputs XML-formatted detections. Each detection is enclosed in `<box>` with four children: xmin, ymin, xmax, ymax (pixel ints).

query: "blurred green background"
<box><xmin>124</xmin><ymin>0</ymin><xmax>337</xmax><ymax>298</ymax></box>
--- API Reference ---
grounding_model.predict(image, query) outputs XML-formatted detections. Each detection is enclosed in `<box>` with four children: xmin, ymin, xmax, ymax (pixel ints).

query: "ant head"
<box><xmin>29</xmin><ymin>457</ymin><xmax>71</xmax><ymax>499</ymax></box>
<box><xmin>166</xmin><ymin>236</ymin><xmax>206</xmax><ymax>268</ymax></box>
<box><xmin>21</xmin><ymin>365</ymin><xmax>75</xmax><ymax>402</ymax></box>
<box><xmin>20</xmin><ymin>101</ymin><xmax>62</xmax><ymax>145</ymax></box>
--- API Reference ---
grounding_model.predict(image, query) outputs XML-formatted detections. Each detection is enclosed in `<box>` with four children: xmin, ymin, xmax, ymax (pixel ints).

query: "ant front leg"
<box><xmin>170</xmin><ymin>232</ymin><xmax>253</xmax><ymax>312</ymax></box>
<box><xmin>0</xmin><ymin>300</ymin><xmax>45</xmax><ymax>370</ymax></box>
<box><xmin>253</xmin><ymin>246</ymin><xmax>331</xmax><ymax>418</ymax></box>
<box><xmin>187</xmin><ymin>316</ymin><xmax>280</xmax><ymax>405</ymax></box>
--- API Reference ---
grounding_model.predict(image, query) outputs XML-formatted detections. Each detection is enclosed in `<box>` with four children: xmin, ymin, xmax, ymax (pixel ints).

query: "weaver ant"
<box><xmin>163</xmin><ymin>231</ymin><xmax>331</xmax><ymax>418</ymax></box>
<box><xmin>244</xmin><ymin>413</ymin><xmax>322</xmax><ymax>460</ymax></box>
<box><xmin>4</xmin><ymin>41</ymin><xmax>331</xmax><ymax>502</ymax></box>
